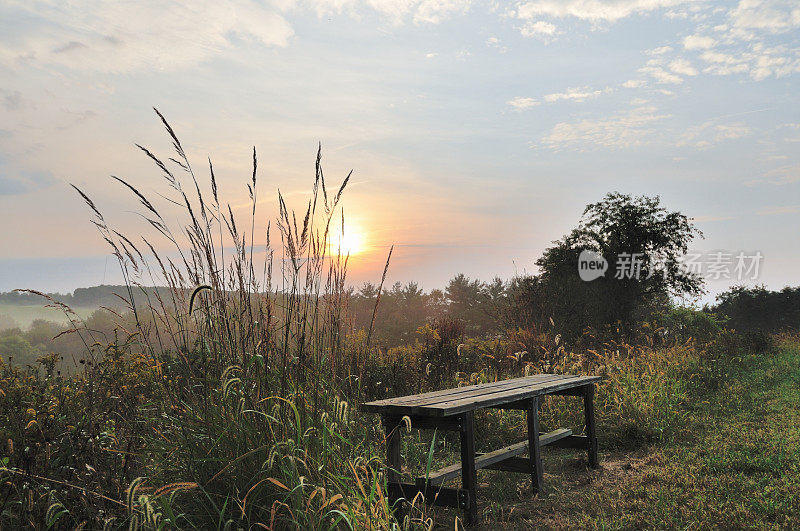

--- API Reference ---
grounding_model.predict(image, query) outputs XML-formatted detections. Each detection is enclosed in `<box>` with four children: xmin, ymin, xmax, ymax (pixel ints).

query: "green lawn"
<box><xmin>469</xmin><ymin>340</ymin><xmax>800</xmax><ymax>529</ymax></box>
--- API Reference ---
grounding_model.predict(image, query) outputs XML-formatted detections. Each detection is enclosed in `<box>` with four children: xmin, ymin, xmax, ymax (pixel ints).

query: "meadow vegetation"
<box><xmin>1</xmin><ymin>113</ymin><xmax>797</xmax><ymax>529</ymax></box>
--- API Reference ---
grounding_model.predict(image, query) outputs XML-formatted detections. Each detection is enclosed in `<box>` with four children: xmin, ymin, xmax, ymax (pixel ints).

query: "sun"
<box><xmin>330</xmin><ymin>227</ymin><xmax>366</xmax><ymax>256</ymax></box>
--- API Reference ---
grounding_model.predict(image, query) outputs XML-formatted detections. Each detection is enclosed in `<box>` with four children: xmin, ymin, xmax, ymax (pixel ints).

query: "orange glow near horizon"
<box><xmin>330</xmin><ymin>223</ymin><xmax>367</xmax><ymax>257</ymax></box>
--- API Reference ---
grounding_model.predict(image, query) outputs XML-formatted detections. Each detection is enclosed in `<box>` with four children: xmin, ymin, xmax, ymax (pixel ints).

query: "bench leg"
<box><xmin>527</xmin><ymin>396</ymin><xmax>544</xmax><ymax>493</ymax></box>
<box><xmin>382</xmin><ymin>415</ymin><xmax>403</xmax><ymax>483</ymax></box>
<box><xmin>459</xmin><ymin>411</ymin><xmax>478</xmax><ymax>526</ymax></box>
<box><xmin>582</xmin><ymin>385</ymin><xmax>599</xmax><ymax>468</ymax></box>
<box><xmin>382</xmin><ymin>414</ymin><xmax>408</xmax><ymax>523</ymax></box>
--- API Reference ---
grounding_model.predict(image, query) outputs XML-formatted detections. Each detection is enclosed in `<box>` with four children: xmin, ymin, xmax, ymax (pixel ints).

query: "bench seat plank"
<box><xmin>363</xmin><ymin>374</ymin><xmax>599</xmax><ymax>417</ymax></box>
<box><xmin>364</xmin><ymin>374</ymin><xmax>560</xmax><ymax>410</ymax></box>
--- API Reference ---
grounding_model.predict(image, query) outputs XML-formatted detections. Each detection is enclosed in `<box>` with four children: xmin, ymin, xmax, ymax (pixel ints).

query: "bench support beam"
<box><xmin>416</xmin><ymin>429</ymin><xmax>573</xmax><ymax>486</ymax></box>
<box><xmin>387</xmin><ymin>482</ymin><xmax>470</xmax><ymax>510</ymax></box>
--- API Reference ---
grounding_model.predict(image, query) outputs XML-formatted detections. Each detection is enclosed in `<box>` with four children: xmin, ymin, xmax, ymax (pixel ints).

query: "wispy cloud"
<box><xmin>648</xmin><ymin>45</ymin><xmax>674</xmax><ymax>55</ymax></box>
<box><xmin>669</xmin><ymin>58</ymin><xmax>698</xmax><ymax>76</ymax></box>
<box><xmin>513</xmin><ymin>0</ymin><xmax>691</xmax><ymax>26</ymax></box>
<box><xmin>507</xmin><ymin>96</ymin><xmax>540</xmax><ymax>109</ymax></box>
<box><xmin>728</xmin><ymin>0</ymin><xmax>800</xmax><ymax>35</ymax></box>
<box><xmin>0</xmin><ymin>1</ymin><xmax>295</xmax><ymax>72</ymax></box>
<box><xmin>757</xmin><ymin>205</ymin><xmax>799</xmax><ymax>216</ymax></box>
<box><xmin>509</xmin><ymin>86</ymin><xmax>609</xmax><ymax>109</ymax></box>
<box><xmin>622</xmin><ymin>79</ymin><xmax>647</xmax><ymax>88</ymax></box>
<box><xmin>683</xmin><ymin>34</ymin><xmax>716</xmax><ymax>50</ymax></box>
<box><xmin>747</xmin><ymin>164</ymin><xmax>800</xmax><ymax>186</ymax></box>
<box><xmin>639</xmin><ymin>65</ymin><xmax>684</xmax><ymax>84</ymax></box>
<box><xmin>678</xmin><ymin>120</ymin><xmax>751</xmax><ymax>149</ymax></box>
<box><xmin>0</xmin><ymin>170</ymin><xmax>55</xmax><ymax>196</ymax></box>
<box><xmin>691</xmin><ymin>215</ymin><xmax>735</xmax><ymax>222</ymax></box>
<box><xmin>543</xmin><ymin>86</ymin><xmax>608</xmax><ymax>103</ymax></box>
<box><xmin>538</xmin><ymin>106</ymin><xmax>670</xmax><ymax>151</ymax></box>
<box><xmin>519</xmin><ymin>20</ymin><xmax>557</xmax><ymax>39</ymax></box>
<box><xmin>308</xmin><ymin>0</ymin><xmax>471</xmax><ymax>24</ymax></box>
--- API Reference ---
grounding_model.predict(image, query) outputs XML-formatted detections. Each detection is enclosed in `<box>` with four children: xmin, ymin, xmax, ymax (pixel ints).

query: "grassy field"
<box><xmin>462</xmin><ymin>337</ymin><xmax>800</xmax><ymax>529</ymax></box>
<box><xmin>0</xmin><ymin>304</ymin><xmax>98</xmax><ymax>329</ymax></box>
<box><xmin>2</xmin><ymin>123</ymin><xmax>796</xmax><ymax>529</ymax></box>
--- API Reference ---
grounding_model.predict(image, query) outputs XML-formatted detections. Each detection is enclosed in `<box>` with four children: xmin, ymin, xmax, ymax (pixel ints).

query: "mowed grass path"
<box><xmin>477</xmin><ymin>340</ymin><xmax>800</xmax><ymax>529</ymax></box>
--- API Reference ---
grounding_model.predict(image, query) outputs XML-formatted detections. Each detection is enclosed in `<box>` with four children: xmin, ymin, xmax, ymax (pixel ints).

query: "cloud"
<box><xmin>539</xmin><ymin>106</ymin><xmax>670</xmax><ymax>150</ymax></box>
<box><xmin>691</xmin><ymin>214</ymin><xmax>735</xmax><ymax>222</ymax></box>
<box><xmin>0</xmin><ymin>176</ymin><xmax>27</xmax><ymax>195</ymax></box>
<box><xmin>678</xmin><ymin>120</ymin><xmax>751</xmax><ymax>148</ymax></box>
<box><xmin>0</xmin><ymin>170</ymin><xmax>55</xmax><ymax>195</ymax></box>
<box><xmin>2</xmin><ymin>90</ymin><xmax>23</xmax><ymax>110</ymax></box>
<box><xmin>683</xmin><ymin>34</ymin><xmax>716</xmax><ymax>49</ymax></box>
<box><xmin>759</xmin><ymin>164</ymin><xmax>800</xmax><ymax>184</ymax></box>
<box><xmin>486</xmin><ymin>36</ymin><xmax>508</xmax><ymax>52</ymax></box>
<box><xmin>639</xmin><ymin>65</ymin><xmax>684</xmax><ymax>84</ymax></box>
<box><xmin>622</xmin><ymin>79</ymin><xmax>647</xmax><ymax>88</ymax></box>
<box><xmin>728</xmin><ymin>0</ymin><xmax>800</xmax><ymax>35</ymax></box>
<box><xmin>412</xmin><ymin>0</ymin><xmax>472</xmax><ymax>24</ymax></box>
<box><xmin>507</xmin><ymin>97</ymin><xmax>540</xmax><ymax>109</ymax></box>
<box><xmin>510</xmin><ymin>86</ymin><xmax>609</xmax><ymax>109</ymax></box>
<box><xmin>665</xmin><ymin>9</ymin><xmax>689</xmax><ymax>19</ymax></box>
<box><xmin>543</xmin><ymin>86</ymin><xmax>607</xmax><ymax>103</ymax></box>
<box><xmin>0</xmin><ymin>1</ymin><xmax>295</xmax><ymax>72</ymax></box>
<box><xmin>308</xmin><ymin>0</ymin><xmax>471</xmax><ymax>25</ymax></box>
<box><xmin>514</xmin><ymin>0</ymin><xmax>690</xmax><ymax>24</ymax></box>
<box><xmin>53</xmin><ymin>40</ymin><xmax>87</xmax><ymax>54</ymax></box>
<box><xmin>757</xmin><ymin>205</ymin><xmax>799</xmax><ymax>215</ymax></box>
<box><xmin>699</xmin><ymin>46</ymin><xmax>800</xmax><ymax>80</ymax></box>
<box><xmin>648</xmin><ymin>45</ymin><xmax>674</xmax><ymax>55</ymax></box>
<box><xmin>669</xmin><ymin>58</ymin><xmax>698</xmax><ymax>75</ymax></box>
<box><xmin>520</xmin><ymin>20</ymin><xmax>557</xmax><ymax>38</ymax></box>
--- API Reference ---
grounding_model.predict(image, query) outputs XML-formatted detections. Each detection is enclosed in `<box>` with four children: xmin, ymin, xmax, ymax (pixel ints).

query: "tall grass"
<box><xmin>1</xmin><ymin>109</ymin><xmax>405</xmax><ymax>529</ymax></box>
<box><xmin>0</xmin><ymin>109</ymin><xmax>778</xmax><ymax>529</ymax></box>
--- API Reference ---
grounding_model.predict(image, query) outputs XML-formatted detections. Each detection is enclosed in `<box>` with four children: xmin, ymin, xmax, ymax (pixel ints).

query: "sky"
<box><xmin>0</xmin><ymin>0</ymin><xmax>799</xmax><ymax>300</ymax></box>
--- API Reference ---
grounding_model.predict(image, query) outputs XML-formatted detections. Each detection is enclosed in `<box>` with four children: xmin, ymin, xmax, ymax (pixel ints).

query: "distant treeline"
<box><xmin>2</xmin><ymin>194</ymin><xmax>798</xmax><ymax>369</ymax></box>
<box><xmin>0</xmin><ymin>285</ymin><xmax>174</xmax><ymax>309</ymax></box>
<box><xmin>348</xmin><ymin>278</ymin><xmax>800</xmax><ymax>348</ymax></box>
<box><xmin>716</xmin><ymin>285</ymin><xmax>800</xmax><ymax>333</ymax></box>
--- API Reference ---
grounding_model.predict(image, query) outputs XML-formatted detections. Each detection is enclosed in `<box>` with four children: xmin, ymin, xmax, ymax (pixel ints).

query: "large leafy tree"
<box><xmin>533</xmin><ymin>192</ymin><xmax>703</xmax><ymax>339</ymax></box>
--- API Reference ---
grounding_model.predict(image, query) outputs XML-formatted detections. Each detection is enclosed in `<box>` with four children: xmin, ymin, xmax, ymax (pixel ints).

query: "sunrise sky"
<box><xmin>1</xmin><ymin>0</ymin><xmax>799</xmax><ymax>298</ymax></box>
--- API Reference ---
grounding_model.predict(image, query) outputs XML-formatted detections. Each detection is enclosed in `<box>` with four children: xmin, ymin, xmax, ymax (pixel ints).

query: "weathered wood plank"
<box><xmin>362</xmin><ymin>374</ymin><xmax>563</xmax><ymax>412</ymax></box>
<box><xmin>547</xmin><ymin>434</ymin><xmax>590</xmax><ymax>449</ymax></box>
<box><xmin>584</xmin><ymin>384</ymin><xmax>599</xmax><ymax>468</ymax></box>
<box><xmin>364</xmin><ymin>375</ymin><xmax>600</xmax><ymax>417</ymax></box>
<box><xmin>483</xmin><ymin>456</ymin><xmax>530</xmax><ymax>474</ymax></box>
<box><xmin>396</xmin><ymin>414</ymin><xmax>463</xmax><ymax>432</ymax></box>
<box><xmin>387</xmin><ymin>482</ymin><xmax>469</xmax><ymax>510</ymax></box>
<box><xmin>382</xmin><ymin>415</ymin><xmax>402</xmax><ymax>484</ymax></box>
<box><xmin>460</xmin><ymin>411</ymin><xmax>478</xmax><ymax>525</ymax></box>
<box><xmin>364</xmin><ymin>374</ymin><xmax>553</xmax><ymax>408</ymax></box>
<box><xmin>393</xmin><ymin>375</ymin><xmax>565</xmax><ymax>410</ymax></box>
<box><xmin>417</xmin><ymin>375</ymin><xmax>596</xmax><ymax>416</ymax></box>
<box><xmin>415</xmin><ymin>429</ymin><xmax>573</xmax><ymax>486</ymax></box>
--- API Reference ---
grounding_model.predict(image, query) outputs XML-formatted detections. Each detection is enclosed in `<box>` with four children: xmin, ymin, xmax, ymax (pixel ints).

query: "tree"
<box><xmin>0</xmin><ymin>333</ymin><xmax>42</xmax><ymax>367</ymax></box>
<box><xmin>532</xmin><ymin>192</ymin><xmax>703</xmax><ymax>339</ymax></box>
<box><xmin>715</xmin><ymin>285</ymin><xmax>800</xmax><ymax>333</ymax></box>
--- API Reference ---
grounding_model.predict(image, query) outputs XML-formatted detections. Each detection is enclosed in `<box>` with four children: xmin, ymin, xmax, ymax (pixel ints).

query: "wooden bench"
<box><xmin>362</xmin><ymin>374</ymin><xmax>600</xmax><ymax>525</ymax></box>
